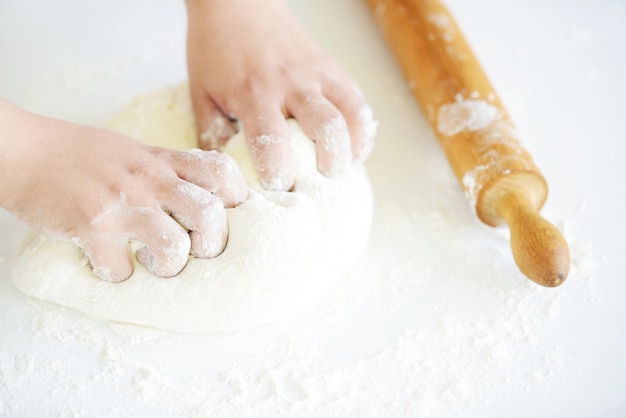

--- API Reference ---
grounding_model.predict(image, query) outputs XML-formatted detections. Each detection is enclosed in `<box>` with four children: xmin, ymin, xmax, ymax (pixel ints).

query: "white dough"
<box><xmin>11</xmin><ymin>85</ymin><xmax>373</xmax><ymax>333</ymax></box>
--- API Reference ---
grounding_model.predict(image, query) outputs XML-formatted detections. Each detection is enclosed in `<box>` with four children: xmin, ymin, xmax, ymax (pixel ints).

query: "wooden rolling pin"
<box><xmin>366</xmin><ymin>0</ymin><xmax>570</xmax><ymax>286</ymax></box>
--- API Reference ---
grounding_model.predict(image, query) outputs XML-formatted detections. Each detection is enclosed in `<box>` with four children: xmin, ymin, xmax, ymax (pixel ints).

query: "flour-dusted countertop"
<box><xmin>1</xmin><ymin>0</ymin><xmax>624</xmax><ymax>417</ymax></box>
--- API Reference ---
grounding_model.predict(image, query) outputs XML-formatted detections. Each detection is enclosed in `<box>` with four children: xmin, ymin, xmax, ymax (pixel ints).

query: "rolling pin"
<box><xmin>365</xmin><ymin>0</ymin><xmax>570</xmax><ymax>286</ymax></box>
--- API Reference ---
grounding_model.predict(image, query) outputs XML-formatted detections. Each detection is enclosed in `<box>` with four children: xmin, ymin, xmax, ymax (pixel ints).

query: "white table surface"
<box><xmin>1</xmin><ymin>0</ymin><xmax>625</xmax><ymax>417</ymax></box>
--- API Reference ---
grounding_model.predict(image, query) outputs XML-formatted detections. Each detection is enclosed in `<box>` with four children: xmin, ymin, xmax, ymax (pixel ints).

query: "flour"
<box><xmin>11</xmin><ymin>84</ymin><xmax>374</xmax><ymax>333</ymax></box>
<box><xmin>428</xmin><ymin>13</ymin><xmax>455</xmax><ymax>43</ymax></box>
<box><xmin>461</xmin><ymin>164</ymin><xmax>487</xmax><ymax>208</ymax></box>
<box><xmin>3</xmin><ymin>127</ymin><xmax>602</xmax><ymax>417</ymax></box>
<box><xmin>11</xmin><ymin>223</ymin><xmax>599</xmax><ymax>418</ymax></box>
<box><xmin>437</xmin><ymin>99</ymin><xmax>501</xmax><ymax>137</ymax></box>
<box><xmin>0</xmin><ymin>0</ymin><xmax>614</xmax><ymax>416</ymax></box>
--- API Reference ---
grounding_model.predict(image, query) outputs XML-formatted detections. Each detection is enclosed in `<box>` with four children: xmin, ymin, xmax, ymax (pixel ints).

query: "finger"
<box><xmin>128</xmin><ymin>207</ymin><xmax>191</xmax><ymax>278</ymax></box>
<box><xmin>190</xmin><ymin>87</ymin><xmax>238</xmax><ymax>151</ymax></box>
<box><xmin>169</xmin><ymin>149</ymin><xmax>248</xmax><ymax>208</ymax></box>
<box><xmin>323</xmin><ymin>79</ymin><xmax>378</xmax><ymax>161</ymax></box>
<box><xmin>163</xmin><ymin>182</ymin><xmax>229</xmax><ymax>259</ymax></box>
<box><xmin>79</xmin><ymin>235</ymin><xmax>134</xmax><ymax>283</ymax></box>
<box><xmin>238</xmin><ymin>103</ymin><xmax>294</xmax><ymax>191</ymax></box>
<box><xmin>286</xmin><ymin>92</ymin><xmax>351</xmax><ymax>177</ymax></box>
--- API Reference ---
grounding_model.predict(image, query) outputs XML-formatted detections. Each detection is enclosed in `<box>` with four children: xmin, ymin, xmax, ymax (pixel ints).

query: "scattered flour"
<box><xmin>461</xmin><ymin>164</ymin><xmax>488</xmax><ymax>208</ymax></box>
<box><xmin>0</xmin><ymin>163</ymin><xmax>602</xmax><ymax>417</ymax></box>
<box><xmin>0</xmin><ymin>6</ymin><xmax>607</xmax><ymax>416</ymax></box>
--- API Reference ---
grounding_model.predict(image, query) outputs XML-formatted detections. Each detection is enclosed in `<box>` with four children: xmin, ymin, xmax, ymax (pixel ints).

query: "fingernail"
<box><xmin>260</xmin><ymin>172</ymin><xmax>294</xmax><ymax>191</ymax></box>
<box><xmin>136</xmin><ymin>247</ymin><xmax>156</xmax><ymax>273</ymax></box>
<box><xmin>356</xmin><ymin>105</ymin><xmax>378</xmax><ymax>161</ymax></box>
<box><xmin>211</xmin><ymin>152</ymin><xmax>249</xmax><ymax>206</ymax></box>
<box><xmin>190</xmin><ymin>229</ymin><xmax>227</xmax><ymax>259</ymax></box>
<box><xmin>92</xmin><ymin>265</ymin><xmax>114</xmax><ymax>282</ymax></box>
<box><xmin>251</xmin><ymin>135</ymin><xmax>294</xmax><ymax>191</ymax></box>
<box><xmin>319</xmin><ymin>117</ymin><xmax>351</xmax><ymax>177</ymax></box>
<box><xmin>200</xmin><ymin>115</ymin><xmax>237</xmax><ymax>150</ymax></box>
<box><xmin>137</xmin><ymin>246</ymin><xmax>179</xmax><ymax>278</ymax></box>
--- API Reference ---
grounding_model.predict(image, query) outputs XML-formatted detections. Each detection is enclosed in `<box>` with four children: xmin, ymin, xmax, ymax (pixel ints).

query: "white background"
<box><xmin>1</xmin><ymin>0</ymin><xmax>625</xmax><ymax>416</ymax></box>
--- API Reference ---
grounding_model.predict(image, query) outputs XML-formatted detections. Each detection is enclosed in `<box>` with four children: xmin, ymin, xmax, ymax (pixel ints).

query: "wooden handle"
<box><xmin>366</xmin><ymin>0</ymin><xmax>570</xmax><ymax>286</ymax></box>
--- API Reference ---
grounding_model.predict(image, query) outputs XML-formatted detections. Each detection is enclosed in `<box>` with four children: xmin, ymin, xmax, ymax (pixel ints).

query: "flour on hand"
<box><xmin>11</xmin><ymin>85</ymin><xmax>374</xmax><ymax>333</ymax></box>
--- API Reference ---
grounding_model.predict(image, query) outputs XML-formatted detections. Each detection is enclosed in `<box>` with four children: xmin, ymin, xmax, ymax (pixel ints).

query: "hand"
<box><xmin>0</xmin><ymin>99</ymin><xmax>248</xmax><ymax>282</ymax></box>
<box><xmin>186</xmin><ymin>0</ymin><xmax>377</xmax><ymax>191</ymax></box>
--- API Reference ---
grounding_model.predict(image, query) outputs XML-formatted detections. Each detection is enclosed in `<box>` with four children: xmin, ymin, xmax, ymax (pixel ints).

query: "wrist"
<box><xmin>185</xmin><ymin>0</ymin><xmax>287</xmax><ymax>21</ymax></box>
<box><xmin>0</xmin><ymin>99</ymin><xmax>22</xmax><ymax>202</ymax></box>
<box><xmin>0</xmin><ymin>99</ymin><xmax>43</xmax><ymax>211</ymax></box>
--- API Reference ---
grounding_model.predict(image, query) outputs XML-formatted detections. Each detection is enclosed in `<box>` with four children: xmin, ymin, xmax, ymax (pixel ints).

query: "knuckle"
<box><xmin>240</xmin><ymin>74</ymin><xmax>268</xmax><ymax>97</ymax></box>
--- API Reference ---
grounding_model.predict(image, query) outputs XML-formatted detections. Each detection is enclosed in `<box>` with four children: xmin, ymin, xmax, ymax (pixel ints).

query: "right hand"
<box><xmin>186</xmin><ymin>0</ymin><xmax>377</xmax><ymax>191</ymax></box>
<box><xmin>0</xmin><ymin>98</ymin><xmax>248</xmax><ymax>282</ymax></box>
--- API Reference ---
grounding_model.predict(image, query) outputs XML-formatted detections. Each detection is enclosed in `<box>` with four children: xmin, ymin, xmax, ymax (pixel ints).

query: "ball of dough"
<box><xmin>11</xmin><ymin>85</ymin><xmax>373</xmax><ymax>333</ymax></box>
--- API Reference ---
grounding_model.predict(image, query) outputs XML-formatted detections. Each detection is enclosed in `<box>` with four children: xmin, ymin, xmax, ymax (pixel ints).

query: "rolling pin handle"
<box><xmin>496</xmin><ymin>193</ymin><xmax>570</xmax><ymax>287</ymax></box>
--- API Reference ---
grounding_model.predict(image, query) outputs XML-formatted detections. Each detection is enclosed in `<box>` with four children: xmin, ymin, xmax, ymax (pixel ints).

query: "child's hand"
<box><xmin>0</xmin><ymin>99</ymin><xmax>248</xmax><ymax>282</ymax></box>
<box><xmin>186</xmin><ymin>0</ymin><xmax>377</xmax><ymax>191</ymax></box>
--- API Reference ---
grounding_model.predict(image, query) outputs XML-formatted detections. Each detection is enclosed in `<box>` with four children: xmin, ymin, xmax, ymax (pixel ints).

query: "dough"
<box><xmin>11</xmin><ymin>85</ymin><xmax>373</xmax><ymax>333</ymax></box>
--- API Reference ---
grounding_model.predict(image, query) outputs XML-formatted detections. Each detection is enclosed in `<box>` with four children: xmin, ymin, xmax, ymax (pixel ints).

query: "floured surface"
<box><xmin>0</xmin><ymin>0</ymin><xmax>624</xmax><ymax>417</ymax></box>
<box><xmin>11</xmin><ymin>85</ymin><xmax>373</xmax><ymax>333</ymax></box>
